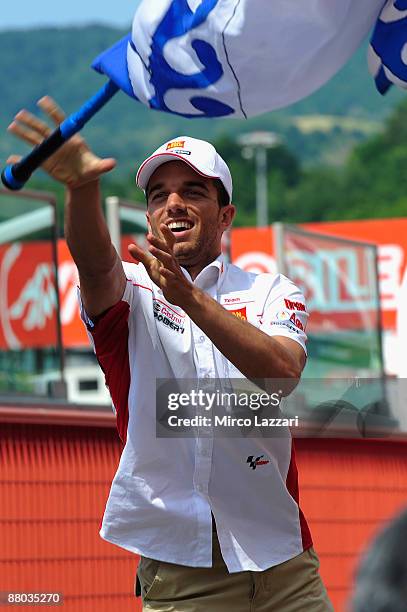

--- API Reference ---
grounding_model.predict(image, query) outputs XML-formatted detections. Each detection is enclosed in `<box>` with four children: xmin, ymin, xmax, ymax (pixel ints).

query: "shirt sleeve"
<box><xmin>77</xmin><ymin>260</ymin><xmax>146</xmax><ymax>334</ymax></box>
<box><xmin>76</xmin><ymin>261</ymin><xmax>148</xmax><ymax>443</ymax></box>
<box><xmin>258</xmin><ymin>274</ymin><xmax>308</xmax><ymax>355</ymax></box>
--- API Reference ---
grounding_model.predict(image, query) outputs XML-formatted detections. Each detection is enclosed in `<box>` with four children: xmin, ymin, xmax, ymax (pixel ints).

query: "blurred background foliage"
<box><xmin>2</xmin><ymin>25</ymin><xmax>407</xmax><ymax>229</ymax></box>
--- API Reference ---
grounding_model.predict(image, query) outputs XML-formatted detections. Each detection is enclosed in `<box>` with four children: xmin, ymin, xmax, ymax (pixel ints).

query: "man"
<box><xmin>7</xmin><ymin>98</ymin><xmax>333</xmax><ymax>611</ymax></box>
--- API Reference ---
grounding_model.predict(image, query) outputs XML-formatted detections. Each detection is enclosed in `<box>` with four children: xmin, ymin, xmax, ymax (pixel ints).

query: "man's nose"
<box><xmin>165</xmin><ymin>192</ymin><xmax>187</xmax><ymax>213</ymax></box>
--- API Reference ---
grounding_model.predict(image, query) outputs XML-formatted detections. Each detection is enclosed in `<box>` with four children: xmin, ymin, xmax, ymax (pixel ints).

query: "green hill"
<box><xmin>0</xmin><ymin>24</ymin><xmax>405</xmax><ymax>180</ymax></box>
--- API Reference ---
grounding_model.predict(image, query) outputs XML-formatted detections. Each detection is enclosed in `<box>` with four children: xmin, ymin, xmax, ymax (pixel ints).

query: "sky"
<box><xmin>1</xmin><ymin>1</ymin><xmax>140</xmax><ymax>29</ymax></box>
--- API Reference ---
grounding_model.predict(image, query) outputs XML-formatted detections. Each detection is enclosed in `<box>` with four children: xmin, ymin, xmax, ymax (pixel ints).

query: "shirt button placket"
<box><xmin>191</xmin><ymin>282</ymin><xmax>216</xmax><ymax>503</ymax></box>
<box><xmin>194</xmin><ymin>439</ymin><xmax>213</xmax><ymax>496</ymax></box>
<box><xmin>193</xmin><ymin>383</ymin><xmax>214</xmax><ymax>499</ymax></box>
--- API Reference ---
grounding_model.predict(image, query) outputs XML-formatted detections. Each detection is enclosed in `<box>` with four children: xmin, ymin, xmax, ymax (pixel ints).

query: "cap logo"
<box><xmin>166</xmin><ymin>140</ymin><xmax>185</xmax><ymax>150</ymax></box>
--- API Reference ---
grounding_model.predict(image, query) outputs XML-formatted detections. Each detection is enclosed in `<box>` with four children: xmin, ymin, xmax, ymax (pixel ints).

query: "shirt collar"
<box><xmin>181</xmin><ymin>254</ymin><xmax>227</xmax><ymax>290</ymax></box>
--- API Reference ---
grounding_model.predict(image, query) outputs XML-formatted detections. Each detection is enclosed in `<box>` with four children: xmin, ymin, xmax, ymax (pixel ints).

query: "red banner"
<box><xmin>1</xmin><ymin>218</ymin><xmax>406</xmax><ymax>353</ymax></box>
<box><xmin>231</xmin><ymin>218</ymin><xmax>407</xmax><ymax>332</ymax></box>
<box><xmin>0</xmin><ymin>242</ymin><xmax>59</xmax><ymax>350</ymax></box>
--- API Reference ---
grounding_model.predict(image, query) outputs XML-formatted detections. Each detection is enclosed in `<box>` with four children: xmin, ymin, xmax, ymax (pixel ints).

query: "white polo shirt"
<box><xmin>79</xmin><ymin>255</ymin><xmax>312</xmax><ymax>573</ymax></box>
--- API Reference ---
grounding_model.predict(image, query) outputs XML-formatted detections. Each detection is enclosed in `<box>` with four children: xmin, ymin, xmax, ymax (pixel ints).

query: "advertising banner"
<box><xmin>0</xmin><ymin>242</ymin><xmax>58</xmax><ymax>350</ymax></box>
<box><xmin>1</xmin><ymin>218</ymin><xmax>406</xmax><ymax>369</ymax></box>
<box><xmin>231</xmin><ymin>219</ymin><xmax>407</xmax><ymax>375</ymax></box>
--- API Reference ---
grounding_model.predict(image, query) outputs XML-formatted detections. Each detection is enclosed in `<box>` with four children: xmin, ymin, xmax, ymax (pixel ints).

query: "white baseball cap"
<box><xmin>136</xmin><ymin>136</ymin><xmax>233</xmax><ymax>202</ymax></box>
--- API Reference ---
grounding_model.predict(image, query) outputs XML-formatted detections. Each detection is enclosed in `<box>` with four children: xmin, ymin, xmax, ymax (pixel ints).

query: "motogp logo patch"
<box><xmin>247</xmin><ymin>455</ymin><xmax>270</xmax><ymax>470</ymax></box>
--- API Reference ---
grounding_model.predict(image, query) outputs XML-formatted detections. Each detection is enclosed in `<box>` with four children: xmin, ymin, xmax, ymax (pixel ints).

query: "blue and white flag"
<box><xmin>369</xmin><ymin>0</ymin><xmax>407</xmax><ymax>94</ymax></box>
<box><xmin>92</xmin><ymin>0</ymin><xmax>405</xmax><ymax>119</ymax></box>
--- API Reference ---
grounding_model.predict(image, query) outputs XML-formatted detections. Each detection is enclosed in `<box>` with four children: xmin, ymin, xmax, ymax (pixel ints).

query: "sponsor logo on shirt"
<box><xmin>289</xmin><ymin>312</ymin><xmax>304</xmax><ymax>331</ymax></box>
<box><xmin>230</xmin><ymin>307</ymin><xmax>247</xmax><ymax>321</ymax></box>
<box><xmin>284</xmin><ymin>298</ymin><xmax>306</xmax><ymax>312</ymax></box>
<box><xmin>224</xmin><ymin>297</ymin><xmax>241</xmax><ymax>304</ymax></box>
<box><xmin>276</xmin><ymin>310</ymin><xmax>290</xmax><ymax>321</ymax></box>
<box><xmin>153</xmin><ymin>300</ymin><xmax>185</xmax><ymax>334</ymax></box>
<box><xmin>166</xmin><ymin>140</ymin><xmax>185</xmax><ymax>150</ymax></box>
<box><xmin>270</xmin><ymin>321</ymin><xmax>301</xmax><ymax>334</ymax></box>
<box><xmin>247</xmin><ymin>455</ymin><xmax>270</xmax><ymax>470</ymax></box>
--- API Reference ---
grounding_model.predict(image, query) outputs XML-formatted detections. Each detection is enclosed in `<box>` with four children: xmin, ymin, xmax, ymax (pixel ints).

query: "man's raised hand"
<box><xmin>128</xmin><ymin>225</ymin><xmax>194</xmax><ymax>307</ymax></box>
<box><xmin>7</xmin><ymin>96</ymin><xmax>116</xmax><ymax>189</ymax></box>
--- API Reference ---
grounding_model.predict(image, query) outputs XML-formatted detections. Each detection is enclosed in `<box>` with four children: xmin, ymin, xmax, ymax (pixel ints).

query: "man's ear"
<box><xmin>221</xmin><ymin>204</ymin><xmax>236</xmax><ymax>230</ymax></box>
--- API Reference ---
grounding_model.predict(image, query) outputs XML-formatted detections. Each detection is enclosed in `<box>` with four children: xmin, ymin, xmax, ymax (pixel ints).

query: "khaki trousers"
<box><xmin>136</xmin><ymin>533</ymin><xmax>334</xmax><ymax>612</ymax></box>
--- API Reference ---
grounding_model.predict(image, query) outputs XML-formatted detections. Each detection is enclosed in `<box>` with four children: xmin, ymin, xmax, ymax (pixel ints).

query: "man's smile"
<box><xmin>166</xmin><ymin>219</ymin><xmax>195</xmax><ymax>239</ymax></box>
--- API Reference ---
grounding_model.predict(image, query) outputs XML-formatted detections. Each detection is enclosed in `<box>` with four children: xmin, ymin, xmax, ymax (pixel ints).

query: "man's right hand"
<box><xmin>6</xmin><ymin>95</ymin><xmax>126</xmax><ymax>318</ymax></box>
<box><xmin>7</xmin><ymin>96</ymin><xmax>116</xmax><ymax>189</ymax></box>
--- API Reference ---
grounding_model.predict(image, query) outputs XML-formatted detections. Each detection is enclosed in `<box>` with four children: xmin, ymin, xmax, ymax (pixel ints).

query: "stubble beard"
<box><xmin>174</xmin><ymin>226</ymin><xmax>221</xmax><ymax>271</ymax></box>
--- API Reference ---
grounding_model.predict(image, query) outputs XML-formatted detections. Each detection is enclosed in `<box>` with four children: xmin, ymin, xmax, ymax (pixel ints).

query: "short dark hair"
<box><xmin>214</xmin><ymin>179</ymin><xmax>230</xmax><ymax>208</ymax></box>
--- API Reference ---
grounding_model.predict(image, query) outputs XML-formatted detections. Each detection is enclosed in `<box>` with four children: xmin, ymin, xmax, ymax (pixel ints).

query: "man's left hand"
<box><xmin>128</xmin><ymin>225</ymin><xmax>195</xmax><ymax>307</ymax></box>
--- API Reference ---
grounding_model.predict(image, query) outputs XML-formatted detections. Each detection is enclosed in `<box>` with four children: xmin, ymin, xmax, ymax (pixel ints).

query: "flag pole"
<box><xmin>1</xmin><ymin>80</ymin><xmax>119</xmax><ymax>191</ymax></box>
